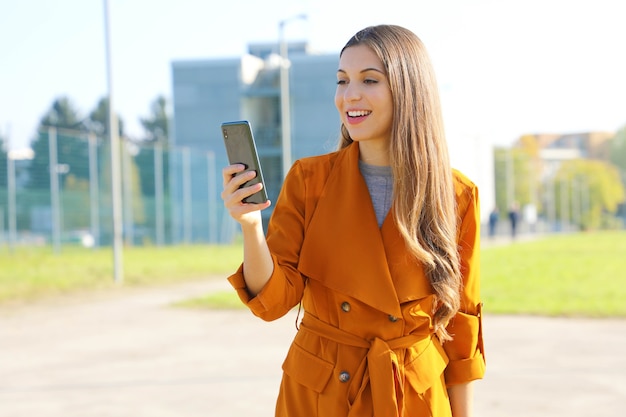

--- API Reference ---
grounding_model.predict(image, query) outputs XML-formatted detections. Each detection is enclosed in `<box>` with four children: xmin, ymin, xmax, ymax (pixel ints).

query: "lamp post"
<box><xmin>279</xmin><ymin>14</ymin><xmax>307</xmax><ymax>179</ymax></box>
<box><xmin>103</xmin><ymin>0</ymin><xmax>124</xmax><ymax>283</ymax></box>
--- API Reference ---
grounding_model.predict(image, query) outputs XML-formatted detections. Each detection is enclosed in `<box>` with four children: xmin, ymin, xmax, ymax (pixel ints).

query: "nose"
<box><xmin>343</xmin><ymin>83</ymin><xmax>361</xmax><ymax>102</ymax></box>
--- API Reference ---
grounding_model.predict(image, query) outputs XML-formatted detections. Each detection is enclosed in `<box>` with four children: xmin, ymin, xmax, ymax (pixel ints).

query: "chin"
<box><xmin>344</xmin><ymin>129</ymin><xmax>364</xmax><ymax>141</ymax></box>
<box><xmin>347</xmin><ymin>135</ymin><xmax>368</xmax><ymax>142</ymax></box>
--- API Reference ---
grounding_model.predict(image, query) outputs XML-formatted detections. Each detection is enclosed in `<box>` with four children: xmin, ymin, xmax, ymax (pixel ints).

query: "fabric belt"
<box><xmin>300</xmin><ymin>312</ymin><xmax>434</xmax><ymax>417</ymax></box>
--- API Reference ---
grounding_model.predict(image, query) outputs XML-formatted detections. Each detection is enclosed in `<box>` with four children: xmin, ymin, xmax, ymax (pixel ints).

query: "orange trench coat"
<box><xmin>228</xmin><ymin>142</ymin><xmax>485</xmax><ymax>417</ymax></box>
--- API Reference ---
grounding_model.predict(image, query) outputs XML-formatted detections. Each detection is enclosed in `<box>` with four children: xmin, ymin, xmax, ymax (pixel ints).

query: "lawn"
<box><xmin>0</xmin><ymin>244</ymin><xmax>243</xmax><ymax>303</ymax></box>
<box><xmin>2</xmin><ymin>231</ymin><xmax>625</xmax><ymax>317</ymax></box>
<box><xmin>178</xmin><ymin>231</ymin><xmax>626</xmax><ymax>316</ymax></box>
<box><xmin>481</xmin><ymin>231</ymin><xmax>626</xmax><ymax>317</ymax></box>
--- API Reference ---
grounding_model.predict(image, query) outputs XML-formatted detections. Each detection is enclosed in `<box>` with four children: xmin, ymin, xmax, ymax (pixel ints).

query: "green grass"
<box><xmin>2</xmin><ymin>231</ymin><xmax>625</xmax><ymax>317</ymax></box>
<box><xmin>180</xmin><ymin>231</ymin><xmax>626</xmax><ymax>317</ymax></box>
<box><xmin>174</xmin><ymin>290</ymin><xmax>246</xmax><ymax>310</ymax></box>
<box><xmin>481</xmin><ymin>231</ymin><xmax>626</xmax><ymax>317</ymax></box>
<box><xmin>0</xmin><ymin>244</ymin><xmax>243</xmax><ymax>303</ymax></box>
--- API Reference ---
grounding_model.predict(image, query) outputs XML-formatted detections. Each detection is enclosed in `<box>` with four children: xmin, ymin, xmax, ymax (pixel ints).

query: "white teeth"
<box><xmin>348</xmin><ymin>110</ymin><xmax>371</xmax><ymax>117</ymax></box>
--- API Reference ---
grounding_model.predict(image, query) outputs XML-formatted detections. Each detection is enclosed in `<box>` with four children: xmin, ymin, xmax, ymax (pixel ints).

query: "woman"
<box><xmin>221</xmin><ymin>25</ymin><xmax>485</xmax><ymax>417</ymax></box>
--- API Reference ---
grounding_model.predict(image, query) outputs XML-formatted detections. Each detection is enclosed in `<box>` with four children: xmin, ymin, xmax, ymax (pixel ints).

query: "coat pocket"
<box><xmin>404</xmin><ymin>338</ymin><xmax>449</xmax><ymax>394</ymax></box>
<box><xmin>282</xmin><ymin>342</ymin><xmax>334</xmax><ymax>393</ymax></box>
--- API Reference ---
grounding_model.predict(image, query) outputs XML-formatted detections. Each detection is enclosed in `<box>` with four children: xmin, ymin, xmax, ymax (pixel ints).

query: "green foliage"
<box><xmin>609</xmin><ymin>125</ymin><xmax>626</xmax><ymax>176</ymax></box>
<box><xmin>495</xmin><ymin>130</ymin><xmax>626</xmax><ymax>229</ymax></box>
<box><xmin>0</xmin><ymin>132</ymin><xmax>7</xmax><ymax>188</ymax></box>
<box><xmin>0</xmin><ymin>130</ymin><xmax>7</xmax><ymax>151</ymax></box>
<box><xmin>98</xmin><ymin>142</ymin><xmax>147</xmax><ymax>233</ymax></box>
<box><xmin>133</xmin><ymin>145</ymin><xmax>170</xmax><ymax>197</ymax></box>
<box><xmin>27</xmin><ymin>130</ymin><xmax>52</xmax><ymax>189</ymax></box>
<box><xmin>28</xmin><ymin>98</ymin><xmax>89</xmax><ymax>189</ymax></box>
<box><xmin>612</xmin><ymin>126</ymin><xmax>626</xmax><ymax>221</ymax></box>
<box><xmin>482</xmin><ymin>231</ymin><xmax>626</xmax><ymax>316</ymax></box>
<box><xmin>552</xmin><ymin>159</ymin><xmax>625</xmax><ymax>229</ymax></box>
<box><xmin>39</xmin><ymin>96</ymin><xmax>85</xmax><ymax>130</ymax></box>
<box><xmin>87</xmin><ymin>97</ymin><xmax>125</xmax><ymax>137</ymax></box>
<box><xmin>140</xmin><ymin>95</ymin><xmax>169</xmax><ymax>143</ymax></box>
<box><xmin>493</xmin><ymin>146</ymin><xmax>536</xmax><ymax>213</ymax></box>
<box><xmin>134</xmin><ymin>96</ymin><xmax>171</xmax><ymax>197</ymax></box>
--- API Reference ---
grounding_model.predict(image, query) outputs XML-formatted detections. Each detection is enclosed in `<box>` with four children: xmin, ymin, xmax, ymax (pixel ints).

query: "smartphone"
<box><xmin>221</xmin><ymin>120</ymin><xmax>268</xmax><ymax>204</ymax></box>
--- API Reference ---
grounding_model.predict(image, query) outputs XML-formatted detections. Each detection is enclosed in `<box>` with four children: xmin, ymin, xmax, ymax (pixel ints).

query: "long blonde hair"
<box><xmin>338</xmin><ymin>25</ymin><xmax>461</xmax><ymax>341</ymax></box>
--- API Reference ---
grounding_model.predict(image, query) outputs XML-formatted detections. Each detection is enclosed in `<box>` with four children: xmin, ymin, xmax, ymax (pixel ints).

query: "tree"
<box><xmin>140</xmin><ymin>95</ymin><xmax>169</xmax><ymax>143</ymax></box>
<box><xmin>517</xmin><ymin>134</ymin><xmax>541</xmax><ymax>159</ymax></box>
<box><xmin>609</xmin><ymin>124</ymin><xmax>626</xmax><ymax>182</ymax></box>
<box><xmin>86</xmin><ymin>97</ymin><xmax>125</xmax><ymax>137</ymax></box>
<box><xmin>0</xmin><ymin>132</ymin><xmax>7</xmax><ymax>188</ymax></box>
<box><xmin>553</xmin><ymin>159</ymin><xmax>625</xmax><ymax>230</ymax></box>
<box><xmin>608</xmin><ymin>125</ymin><xmax>626</xmax><ymax>222</ymax></box>
<box><xmin>98</xmin><ymin>142</ymin><xmax>146</xmax><ymax>245</ymax></box>
<box><xmin>493</xmin><ymin>146</ymin><xmax>536</xmax><ymax>214</ymax></box>
<box><xmin>135</xmin><ymin>96</ymin><xmax>170</xmax><ymax>197</ymax></box>
<box><xmin>39</xmin><ymin>96</ymin><xmax>85</xmax><ymax>131</ymax></box>
<box><xmin>27</xmin><ymin>97</ymin><xmax>89</xmax><ymax>189</ymax></box>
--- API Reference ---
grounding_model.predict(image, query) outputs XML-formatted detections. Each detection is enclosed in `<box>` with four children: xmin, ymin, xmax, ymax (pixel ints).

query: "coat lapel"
<box><xmin>298</xmin><ymin>144</ymin><xmax>402</xmax><ymax>316</ymax></box>
<box><xmin>380</xmin><ymin>212</ymin><xmax>433</xmax><ymax>303</ymax></box>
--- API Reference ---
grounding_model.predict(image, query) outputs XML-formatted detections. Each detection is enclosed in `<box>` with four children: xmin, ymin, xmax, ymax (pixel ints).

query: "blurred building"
<box><xmin>170</xmin><ymin>42</ymin><xmax>339</xmax><ymax>243</ymax></box>
<box><xmin>516</xmin><ymin>131</ymin><xmax>614</xmax><ymax>179</ymax></box>
<box><xmin>530</xmin><ymin>131</ymin><xmax>614</xmax><ymax>160</ymax></box>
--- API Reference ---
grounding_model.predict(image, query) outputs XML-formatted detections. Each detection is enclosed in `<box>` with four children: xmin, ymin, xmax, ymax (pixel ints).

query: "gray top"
<box><xmin>359</xmin><ymin>161</ymin><xmax>393</xmax><ymax>227</ymax></box>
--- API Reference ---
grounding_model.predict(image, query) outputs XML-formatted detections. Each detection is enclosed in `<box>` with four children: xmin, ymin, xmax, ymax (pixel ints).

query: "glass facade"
<box><xmin>171</xmin><ymin>44</ymin><xmax>339</xmax><ymax>242</ymax></box>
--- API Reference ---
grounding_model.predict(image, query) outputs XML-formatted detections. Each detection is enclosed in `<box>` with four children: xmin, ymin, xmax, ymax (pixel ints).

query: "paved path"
<box><xmin>1</xmin><ymin>277</ymin><xmax>625</xmax><ymax>417</ymax></box>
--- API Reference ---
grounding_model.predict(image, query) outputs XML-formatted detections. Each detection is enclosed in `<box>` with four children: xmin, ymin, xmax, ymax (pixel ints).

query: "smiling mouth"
<box><xmin>347</xmin><ymin>110</ymin><xmax>372</xmax><ymax>118</ymax></box>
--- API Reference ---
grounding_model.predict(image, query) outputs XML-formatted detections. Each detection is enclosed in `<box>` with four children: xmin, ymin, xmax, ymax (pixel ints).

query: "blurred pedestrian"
<box><xmin>508</xmin><ymin>202</ymin><xmax>519</xmax><ymax>239</ymax></box>
<box><xmin>488</xmin><ymin>207</ymin><xmax>499</xmax><ymax>238</ymax></box>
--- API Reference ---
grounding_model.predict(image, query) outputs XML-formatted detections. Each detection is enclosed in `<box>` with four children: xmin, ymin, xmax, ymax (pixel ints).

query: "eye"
<box><xmin>364</xmin><ymin>79</ymin><xmax>378</xmax><ymax>84</ymax></box>
<box><xmin>336</xmin><ymin>79</ymin><xmax>348</xmax><ymax>85</ymax></box>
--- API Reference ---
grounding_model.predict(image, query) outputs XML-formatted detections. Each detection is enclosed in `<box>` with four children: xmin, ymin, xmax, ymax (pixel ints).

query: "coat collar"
<box><xmin>298</xmin><ymin>143</ymin><xmax>431</xmax><ymax>315</ymax></box>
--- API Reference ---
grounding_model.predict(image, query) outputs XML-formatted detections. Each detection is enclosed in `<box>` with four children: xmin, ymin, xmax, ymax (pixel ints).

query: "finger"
<box><xmin>223</xmin><ymin>171</ymin><xmax>257</xmax><ymax>199</ymax></box>
<box><xmin>222</xmin><ymin>164</ymin><xmax>246</xmax><ymax>186</ymax></box>
<box><xmin>221</xmin><ymin>173</ymin><xmax>259</xmax><ymax>206</ymax></box>
<box><xmin>231</xmin><ymin>179</ymin><xmax>264</xmax><ymax>203</ymax></box>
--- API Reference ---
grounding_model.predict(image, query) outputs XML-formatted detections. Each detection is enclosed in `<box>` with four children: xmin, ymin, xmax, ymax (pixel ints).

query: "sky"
<box><xmin>1</xmin><ymin>0</ymin><xmax>625</xmax><ymax>152</ymax></box>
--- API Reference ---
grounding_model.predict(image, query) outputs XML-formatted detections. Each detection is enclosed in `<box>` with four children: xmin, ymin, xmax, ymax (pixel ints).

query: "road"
<box><xmin>1</xmin><ymin>277</ymin><xmax>625</xmax><ymax>416</ymax></box>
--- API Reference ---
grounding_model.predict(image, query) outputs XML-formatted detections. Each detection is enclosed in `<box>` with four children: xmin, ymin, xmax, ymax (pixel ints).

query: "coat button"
<box><xmin>388</xmin><ymin>314</ymin><xmax>399</xmax><ymax>322</ymax></box>
<box><xmin>341</xmin><ymin>302</ymin><xmax>351</xmax><ymax>312</ymax></box>
<box><xmin>339</xmin><ymin>371</ymin><xmax>350</xmax><ymax>383</ymax></box>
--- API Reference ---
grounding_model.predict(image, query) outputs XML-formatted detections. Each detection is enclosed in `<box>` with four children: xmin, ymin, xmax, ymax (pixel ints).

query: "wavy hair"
<box><xmin>338</xmin><ymin>25</ymin><xmax>461</xmax><ymax>341</ymax></box>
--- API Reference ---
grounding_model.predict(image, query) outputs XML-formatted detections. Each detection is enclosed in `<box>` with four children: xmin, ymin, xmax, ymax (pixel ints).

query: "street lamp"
<box><xmin>279</xmin><ymin>14</ymin><xmax>307</xmax><ymax>179</ymax></box>
<box><xmin>103</xmin><ymin>0</ymin><xmax>124</xmax><ymax>283</ymax></box>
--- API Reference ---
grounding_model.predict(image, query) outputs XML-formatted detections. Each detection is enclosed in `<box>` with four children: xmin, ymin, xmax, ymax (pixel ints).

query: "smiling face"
<box><xmin>335</xmin><ymin>44</ymin><xmax>394</xmax><ymax>155</ymax></box>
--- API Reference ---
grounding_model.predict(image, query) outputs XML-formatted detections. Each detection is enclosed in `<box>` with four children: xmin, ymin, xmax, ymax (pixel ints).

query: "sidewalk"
<box><xmin>1</xmin><ymin>277</ymin><xmax>624</xmax><ymax>417</ymax></box>
<box><xmin>480</xmin><ymin>231</ymin><xmax>541</xmax><ymax>248</ymax></box>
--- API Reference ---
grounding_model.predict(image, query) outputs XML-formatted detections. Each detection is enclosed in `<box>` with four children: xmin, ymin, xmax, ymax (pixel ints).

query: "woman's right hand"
<box><xmin>221</xmin><ymin>164</ymin><xmax>271</xmax><ymax>228</ymax></box>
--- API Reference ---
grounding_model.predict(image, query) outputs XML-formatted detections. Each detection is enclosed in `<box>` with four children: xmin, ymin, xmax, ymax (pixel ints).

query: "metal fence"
<box><xmin>0</xmin><ymin>127</ymin><xmax>233</xmax><ymax>251</ymax></box>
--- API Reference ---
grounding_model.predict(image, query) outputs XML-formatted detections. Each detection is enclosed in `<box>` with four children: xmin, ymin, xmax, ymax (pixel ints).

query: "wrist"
<box><xmin>240</xmin><ymin>219</ymin><xmax>264</xmax><ymax>235</ymax></box>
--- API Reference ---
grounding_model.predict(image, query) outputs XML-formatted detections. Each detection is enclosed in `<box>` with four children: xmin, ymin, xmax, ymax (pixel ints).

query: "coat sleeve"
<box><xmin>443</xmin><ymin>179</ymin><xmax>486</xmax><ymax>386</ymax></box>
<box><xmin>227</xmin><ymin>161</ymin><xmax>308</xmax><ymax>321</ymax></box>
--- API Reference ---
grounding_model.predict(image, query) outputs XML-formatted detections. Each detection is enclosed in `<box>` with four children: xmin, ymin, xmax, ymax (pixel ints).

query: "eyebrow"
<box><xmin>337</xmin><ymin>67</ymin><xmax>385</xmax><ymax>75</ymax></box>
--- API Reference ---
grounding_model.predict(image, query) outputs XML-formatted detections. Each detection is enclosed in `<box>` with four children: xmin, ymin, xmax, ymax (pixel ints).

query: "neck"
<box><xmin>358</xmin><ymin>141</ymin><xmax>390</xmax><ymax>166</ymax></box>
